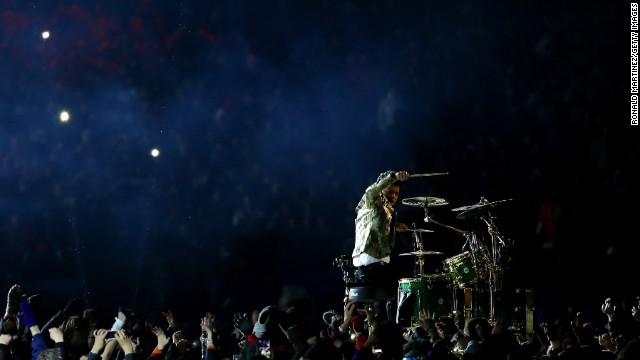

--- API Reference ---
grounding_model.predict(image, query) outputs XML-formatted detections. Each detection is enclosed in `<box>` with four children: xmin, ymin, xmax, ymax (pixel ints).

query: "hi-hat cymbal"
<box><xmin>402</xmin><ymin>197</ymin><xmax>449</xmax><ymax>207</ymax></box>
<box><xmin>399</xmin><ymin>250</ymin><xmax>444</xmax><ymax>256</ymax></box>
<box><xmin>452</xmin><ymin>198</ymin><xmax>513</xmax><ymax>219</ymax></box>
<box><xmin>405</xmin><ymin>228</ymin><xmax>434</xmax><ymax>233</ymax></box>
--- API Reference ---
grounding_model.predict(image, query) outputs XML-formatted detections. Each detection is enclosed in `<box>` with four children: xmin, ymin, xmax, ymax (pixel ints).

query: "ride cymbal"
<box><xmin>402</xmin><ymin>197</ymin><xmax>449</xmax><ymax>207</ymax></box>
<box><xmin>399</xmin><ymin>250</ymin><xmax>444</xmax><ymax>256</ymax></box>
<box><xmin>452</xmin><ymin>198</ymin><xmax>513</xmax><ymax>219</ymax></box>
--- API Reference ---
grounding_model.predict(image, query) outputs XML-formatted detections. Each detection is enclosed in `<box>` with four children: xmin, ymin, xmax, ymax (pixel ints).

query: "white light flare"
<box><xmin>59</xmin><ymin>110</ymin><xmax>70</xmax><ymax>122</ymax></box>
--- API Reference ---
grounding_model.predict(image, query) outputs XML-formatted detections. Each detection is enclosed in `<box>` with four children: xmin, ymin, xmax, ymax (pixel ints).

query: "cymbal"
<box><xmin>452</xmin><ymin>198</ymin><xmax>513</xmax><ymax>219</ymax></box>
<box><xmin>405</xmin><ymin>228</ymin><xmax>434</xmax><ymax>233</ymax></box>
<box><xmin>402</xmin><ymin>197</ymin><xmax>449</xmax><ymax>207</ymax></box>
<box><xmin>399</xmin><ymin>250</ymin><xmax>444</xmax><ymax>256</ymax></box>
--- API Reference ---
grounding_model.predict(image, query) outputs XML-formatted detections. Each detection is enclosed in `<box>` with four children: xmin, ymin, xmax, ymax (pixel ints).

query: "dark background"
<box><xmin>1</xmin><ymin>0</ymin><xmax>636</xmax><ymax>334</ymax></box>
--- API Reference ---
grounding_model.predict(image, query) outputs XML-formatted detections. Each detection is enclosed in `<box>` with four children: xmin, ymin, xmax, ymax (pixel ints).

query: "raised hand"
<box><xmin>395</xmin><ymin>171</ymin><xmax>411</xmax><ymax>181</ymax></box>
<box><xmin>200</xmin><ymin>316</ymin><xmax>213</xmax><ymax>338</ymax></box>
<box><xmin>175</xmin><ymin>338</ymin><xmax>191</xmax><ymax>350</ymax></box>
<box><xmin>162</xmin><ymin>309</ymin><xmax>177</xmax><ymax>329</ymax></box>
<box><xmin>419</xmin><ymin>308</ymin><xmax>436</xmax><ymax>321</ymax></box>
<box><xmin>4</xmin><ymin>284</ymin><xmax>23</xmax><ymax>319</ymax></box>
<box><xmin>17</xmin><ymin>300</ymin><xmax>38</xmax><ymax>328</ymax></box>
<box><xmin>601</xmin><ymin>298</ymin><xmax>616</xmax><ymax>320</ymax></box>
<box><xmin>233</xmin><ymin>312</ymin><xmax>253</xmax><ymax>337</ymax></box>
<box><xmin>152</xmin><ymin>326</ymin><xmax>170</xmax><ymax>350</ymax></box>
<box><xmin>200</xmin><ymin>312</ymin><xmax>216</xmax><ymax>334</ymax></box>
<box><xmin>343</xmin><ymin>301</ymin><xmax>357</xmax><ymax>323</ymax></box>
<box><xmin>91</xmin><ymin>329</ymin><xmax>110</xmax><ymax>353</ymax></box>
<box><xmin>601</xmin><ymin>298</ymin><xmax>615</xmax><ymax>314</ymax></box>
<box><xmin>356</xmin><ymin>304</ymin><xmax>374</xmax><ymax>326</ymax></box>
<box><xmin>599</xmin><ymin>333</ymin><xmax>616</xmax><ymax>352</ymax></box>
<box><xmin>114</xmin><ymin>329</ymin><xmax>133</xmax><ymax>355</ymax></box>
<box><xmin>1</xmin><ymin>317</ymin><xmax>17</xmax><ymax>333</ymax></box>
<box><xmin>130</xmin><ymin>336</ymin><xmax>140</xmax><ymax>354</ymax></box>
<box><xmin>48</xmin><ymin>327</ymin><xmax>64</xmax><ymax>343</ymax></box>
<box><xmin>172</xmin><ymin>329</ymin><xmax>183</xmax><ymax>344</ymax></box>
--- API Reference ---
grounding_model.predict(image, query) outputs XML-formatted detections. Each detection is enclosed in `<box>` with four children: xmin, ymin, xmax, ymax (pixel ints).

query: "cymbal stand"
<box><xmin>463</xmin><ymin>231</ymin><xmax>484</xmax><ymax>288</ymax></box>
<box><xmin>463</xmin><ymin>231</ymin><xmax>486</xmax><ymax>319</ymax></box>
<box><xmin>411</xmin><ymin>223</ymin><xmax>426</xmax><ymax>276</ymax></box>
<box><xmin>423</xmin><ymin>209</ymin><xmax>470</xmax><ymax>236</ymax></box>
<box><xmin>480</xmin><ymin>211</ymin><xmax>505</xmax><ymax>323</ymax></box>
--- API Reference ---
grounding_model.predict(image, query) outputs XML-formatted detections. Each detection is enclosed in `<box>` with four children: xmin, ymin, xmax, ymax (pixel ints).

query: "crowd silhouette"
<box><xmin>2</xmin><ymin>284</ymin><xmax>639</xmax><ymax>360</ymax></box>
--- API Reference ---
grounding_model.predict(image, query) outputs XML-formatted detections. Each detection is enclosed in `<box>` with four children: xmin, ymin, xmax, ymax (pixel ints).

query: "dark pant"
<box><xmin>355</xmin><ymin>262</ymin><xmax>398</xmax><ymax>322</ymax></box>
<box><xmin>355</xmin><ymin>262</ymin><xmax>395</xmax><ymax>289</ymax></box>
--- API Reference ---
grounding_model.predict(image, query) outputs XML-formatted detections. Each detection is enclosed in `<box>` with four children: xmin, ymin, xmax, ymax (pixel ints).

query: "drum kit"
<box><xmin>336</xmin><ymin>172</ymin><xmax>532</xmax><ymax>331</ymax></box>
<box><xmin>397</xmin><ymin>173</ymin><xmax>530</xmax><ymax>331</ymax></box>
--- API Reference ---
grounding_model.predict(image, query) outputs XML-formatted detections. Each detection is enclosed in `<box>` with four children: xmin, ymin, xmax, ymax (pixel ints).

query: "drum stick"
<box><xmin>410</xmin><ymin>172</ymin><xmax>449</xmax><ymax>178</ymax></box>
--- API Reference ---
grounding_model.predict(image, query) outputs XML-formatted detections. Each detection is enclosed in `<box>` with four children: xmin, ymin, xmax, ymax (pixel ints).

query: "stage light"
<box><xmin>59</xmin><ymin>110</ymin><xmax>70</xmax><ymax>122</ymax></box>
<box><xmin>42</xmin><ymin>31</ymin><xmax>50</xmax><ymax>39</ymax></box>
<box><xmin>150</xmin><ymin>148</ymin><xmax>160</xmax><ymax>157</ymax></box>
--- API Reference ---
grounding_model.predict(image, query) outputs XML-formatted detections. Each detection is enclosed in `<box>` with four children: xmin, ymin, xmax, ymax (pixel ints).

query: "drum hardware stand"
<box><xmin>461</xmin><ymin>231</ymin><xmax>486</xmax><ymax>290</ymax></box>
<box><xmin>424</xmin><ymin>214</ymin><xmax>470</xmax><ymax>236</ymax></box>
<box><xmin>464</xmin><ymin>287</ymin><xmax>473</xmax><ymax>327</ymax></box>
<box><xmin>423</xmin><ymin>212</ymin><xmax>460</xmax><ymax>314</ymax></box>
<box><xmin>423</xmin><ymin>210</ymin><xmax>482</xmax><ymax>322</ymax></box>
<box><xmin>424</xmin><ymin>208</ymin><xmax>482</xmax><ymax>281</ymax></box>
<box><xmin>509</xmin><ymin>288</ymin><xmax>534</xmax><ymax>333</ymax></box>
<box><xmin>449</xmin><ymin>197</ymin><xmax>514</xmax><ymax>325</ymax></box>
<box><xmin>459</xmin><ymin>232</ymin><xmax>487</xmax><ymax>322</ymax></box>
<box><xmin>333</xmin><ymin>255</ymin><xmax>358</xmax><ymax>305</ymax></box>
<box><xmin>525</xmin><ymin>289</ymin><xmax>534</xmax><ymax>334</ymax></box>
<box><xmin>480</xmin><ymin>210</ymin><xmax>505</xmax><ymax>324</ymax></box>
<box><xmin>411</xmin><ymin>223</ymin><xmax>426</xmax><ymax>277</ymax></box>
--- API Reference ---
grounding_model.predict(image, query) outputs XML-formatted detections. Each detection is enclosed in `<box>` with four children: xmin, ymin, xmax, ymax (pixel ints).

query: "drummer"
<box><xmin>350</xmin><ymin>170</ymin><xmax>411</xmax><ymax>319</ymax></box>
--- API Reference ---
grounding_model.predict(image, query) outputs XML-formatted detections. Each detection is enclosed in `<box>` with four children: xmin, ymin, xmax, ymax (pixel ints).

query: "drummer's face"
<box><xmin>382</xmin><ymin>185</ymin><xmax>400</xmax><ymax>205</ymax></box>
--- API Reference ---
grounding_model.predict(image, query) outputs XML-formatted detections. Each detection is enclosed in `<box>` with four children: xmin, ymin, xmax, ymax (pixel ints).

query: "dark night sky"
<box><xmin>1</xmin><ymin>0</ymin><xmax>637</xmax><ymax>331</ymax></box>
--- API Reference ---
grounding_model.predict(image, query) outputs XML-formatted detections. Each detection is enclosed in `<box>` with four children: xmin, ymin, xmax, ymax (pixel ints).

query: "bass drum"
<box><xmin>396</xmin><ymin>274</ymin><xmax>455</xmax><ymax>328</ymax></box>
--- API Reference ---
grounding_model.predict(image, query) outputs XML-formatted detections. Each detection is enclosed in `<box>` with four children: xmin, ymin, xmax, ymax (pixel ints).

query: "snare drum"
<box><xmin>397</xmin><ymin>275</ymin><xmax>454</xmax><ymax>327</ymax></box>
<box><xmin>442</xmin><ymin>246</ymin><xmax>491</xmax><ymax>288</ymax></box>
